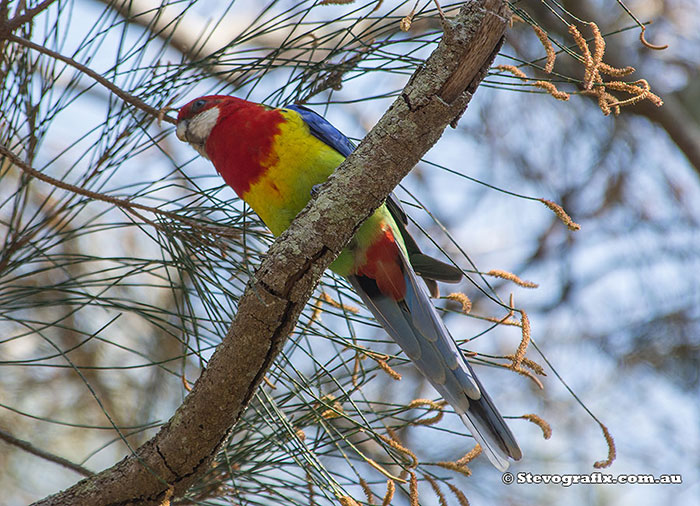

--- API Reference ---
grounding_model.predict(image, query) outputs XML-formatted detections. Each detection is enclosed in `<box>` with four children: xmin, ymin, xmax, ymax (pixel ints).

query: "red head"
<box><xmin>175</xmin><ymin>95</ymin><xmax>285</xmax><ymax>196</ymax></box>
<box><xmin>177</xmin><ymin>95</ymin><xmax>244</xmax><ymax>158</ymax></box>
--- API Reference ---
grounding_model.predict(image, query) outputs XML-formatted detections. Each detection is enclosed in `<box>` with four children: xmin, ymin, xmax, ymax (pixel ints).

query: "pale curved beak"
<box><xmin>175</xmin><ymin>120</ymin><xmax>188</xmax><ymax>142</ymax></box>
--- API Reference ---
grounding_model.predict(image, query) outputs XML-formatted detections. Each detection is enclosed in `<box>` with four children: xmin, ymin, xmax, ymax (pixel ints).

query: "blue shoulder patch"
<box><xmin>284</xmin><ymin>104</ymin><xmax>355</xmax><ymax>157</ymax></box>
<box><xmin>284</xmin><ymin>103</ymin><xmax>407</xmax><ymax>225</ymax></box>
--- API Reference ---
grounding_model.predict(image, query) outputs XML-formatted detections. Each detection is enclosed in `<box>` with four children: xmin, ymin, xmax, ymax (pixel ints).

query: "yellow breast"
<box><xmin>243</xmin><ymin>109</ymin><xmax>346</xmax><ymax>236</ymax></box>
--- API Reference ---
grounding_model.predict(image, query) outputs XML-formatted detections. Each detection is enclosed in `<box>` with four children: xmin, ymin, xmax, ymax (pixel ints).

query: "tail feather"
<box><xmin>348</xmin><ymin>254</ymin><xmax>521</xmax><ymax>471</ymax></box>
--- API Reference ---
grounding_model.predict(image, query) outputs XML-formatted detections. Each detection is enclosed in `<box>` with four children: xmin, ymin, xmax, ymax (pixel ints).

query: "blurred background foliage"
<box><xmin>0</xmin><ymin>0</ymin><xmax>698</xmax><ymax>504</ymax></box>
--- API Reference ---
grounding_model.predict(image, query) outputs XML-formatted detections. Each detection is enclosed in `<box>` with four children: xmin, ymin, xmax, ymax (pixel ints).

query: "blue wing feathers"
<box><xmin>349</xmin><ymin>276</ymin><xmax>424</xmax><ymax>361</ymax></box>
<box><xmin>284</xmin><ymin>104</ymin><xmax>356</xmax><ymax>157</ymax></box>
<box><xmin>349</xmin><ymin>249</ymin><xmax>522</xmax><ymax>471</ymax></box>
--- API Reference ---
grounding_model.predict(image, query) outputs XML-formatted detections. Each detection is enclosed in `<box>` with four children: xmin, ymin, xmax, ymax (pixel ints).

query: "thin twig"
<box><xmin>0</xmin><ymin>144</ymin><xmax>238</xmax><ymax>238</ymax></box>
<box><xmin>5</xmin><ymin>33</ymin><xmax>176</xmax><ymax>124</ymax></box>
<box><xmin>1</xmin><ymin>0</ymin><xmax>58</xmax><ymax>33</ymax></box>
<box><xmin>0</xmin><ymin>428</ymin><xmax>93</xmax><ymax>477</ymax></box>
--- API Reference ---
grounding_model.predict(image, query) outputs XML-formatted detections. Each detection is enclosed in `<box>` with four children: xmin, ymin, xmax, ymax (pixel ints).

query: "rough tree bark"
<box><xmin>34</xmin><ymin>1</ymin><xmax>510</xmax><ymax>504</ymax></box>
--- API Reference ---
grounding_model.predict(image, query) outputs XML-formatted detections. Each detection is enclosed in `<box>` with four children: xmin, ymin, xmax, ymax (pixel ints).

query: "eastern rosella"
<box><xmin>176</xmin><ymin>96</ymin><xmax>522</xmax><ymax>470</ymax></box>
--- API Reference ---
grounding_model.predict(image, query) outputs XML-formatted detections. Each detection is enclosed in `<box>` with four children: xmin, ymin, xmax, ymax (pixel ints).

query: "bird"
<box><xmin>175</xmin><ymin>95</ymin><xmax>522</xmax><ymax>470</ymax></box>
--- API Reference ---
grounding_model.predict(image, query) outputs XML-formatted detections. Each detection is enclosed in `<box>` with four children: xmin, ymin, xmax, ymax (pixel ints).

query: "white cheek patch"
<box><xmin>176</xmin><ymin>122</ymin><xmax>188</xmax><ymax>142</ymax></box>
<box><xmin>188</xmin><ymin>107</ymin><xmax>220</xmax><ymax>144</ymax></box>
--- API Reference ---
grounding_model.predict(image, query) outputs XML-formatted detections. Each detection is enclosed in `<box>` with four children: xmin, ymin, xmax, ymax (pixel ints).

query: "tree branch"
<box><xmin>0</xmin><ymin>428</ymin><xmax>93</xmax><ymax>478</ymax></box>
<box><xmin>33</xmin><ymin>1</ymin><xmax>509</xmax><ymax>504</ymax></box>
<box><xmin>632</xmin><ymin>93</ymin><xmax>700</xmax><ymax>178</ymax></box>
<box><xmin>0</xmin><ymin>0</ymin><xmax>58</xmax><ymax>35</ymax></box>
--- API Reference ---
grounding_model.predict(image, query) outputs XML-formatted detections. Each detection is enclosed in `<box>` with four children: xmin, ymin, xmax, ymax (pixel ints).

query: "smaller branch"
<box><xmin>0</xmin><ymin>427</ymin><xmax>93</xmax><ymax>477</ymax></box>
<box><xmin>297</xmin><ymin>47</ymin><xmax>372</xmax><ymax>104</ymax></box>
<box><xmin>0</xmin><ymin>0</ymin><xmax>57</xmax><ymax>34</ymax></box>
<box><xmin>5</xmin><ymin>33</ymin><xmax>175</xmax><ymax>124</ymax></box>
<box><xmin>633</xmin><ymin>95</ymin><xmax>700</xmax><ymax>177</ymax></box>
<box><xmin>0</xmin><ymin>144</ymin><xmax>238</xmax><ymax>238</ymax></box>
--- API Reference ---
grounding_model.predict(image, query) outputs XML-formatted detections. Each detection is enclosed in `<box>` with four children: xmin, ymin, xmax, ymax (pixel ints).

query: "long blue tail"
<box><xmin>348</xmin><ymin>255</ymin><xmax>522</xmax><ymax>471</ymax></box>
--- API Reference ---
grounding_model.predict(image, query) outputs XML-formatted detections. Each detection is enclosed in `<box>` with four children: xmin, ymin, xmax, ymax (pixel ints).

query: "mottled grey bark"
<box><xmin>34</xmin><ymin>1</ymin><xmax>509</xmax><ymax>504</ymax></box>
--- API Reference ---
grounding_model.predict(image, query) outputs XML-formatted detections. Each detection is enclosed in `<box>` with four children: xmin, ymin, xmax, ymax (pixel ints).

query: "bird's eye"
<box><xmin>191</xmin><ymin>99</ymin><xmax>206</xmax><ymax>112</ymax></box>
